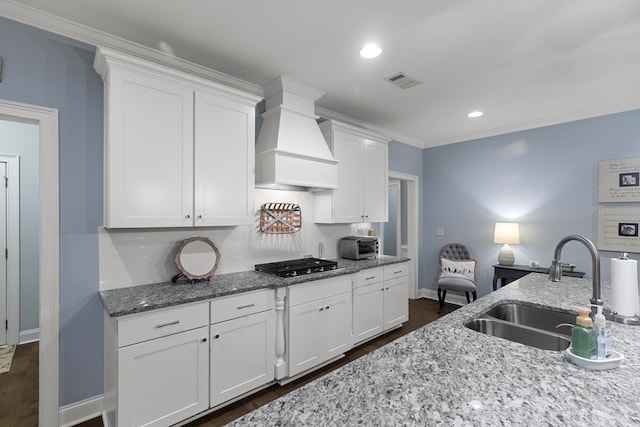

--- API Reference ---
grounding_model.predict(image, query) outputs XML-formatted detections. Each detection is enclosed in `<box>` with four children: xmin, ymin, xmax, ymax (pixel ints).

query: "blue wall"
<box><xmin>0</xmin><ymin>17</ymin><xmax>104</xmax><ymax>405</ymax></box>
<box><xmin>419</xmin><ymin>110</ymin><xmax>640</xmax><ymax>297</ymax></box>
<box><xmin>388</xmin><ymin>141</ymin><xmax>426</xmax><ymax>289</ymax></box>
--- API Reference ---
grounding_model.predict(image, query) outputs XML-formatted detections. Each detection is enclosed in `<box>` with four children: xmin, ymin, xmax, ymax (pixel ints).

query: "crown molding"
<box><xmin>0</xmin><ymin>0</ymin><xmax>263</xmax><ymax>97</ymax></box>
<box><xmin>424</xmin><ymin>99</ymin><xmax>640</xmax><ymax>149</ymax></box>
<box><xmin>315</xmin><ymin>106</ymin><xmax>425</xmax><ymax>149</ymax></box>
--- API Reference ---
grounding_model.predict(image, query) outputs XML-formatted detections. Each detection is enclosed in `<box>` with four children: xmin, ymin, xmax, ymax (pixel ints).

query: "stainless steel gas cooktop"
<box><xmin>255</xmin><ymin>257</ymin><xmax>338</xmax><ymax>278</ymax></box>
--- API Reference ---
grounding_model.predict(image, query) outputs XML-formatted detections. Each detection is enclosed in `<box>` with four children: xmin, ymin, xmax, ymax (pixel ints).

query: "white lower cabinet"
<box><xmin>104</xmin><ymin>302</ymin><xmax>210</xmax><ymax>427</ymax></box>
<box><xmin>104</xmin><ymin>265</ymin><xmax>407</xmax><ymax>426</ymax></box>
<box><xmin>209</xmin><ymin>290</ymin><xmax>276</xmax><ymax>407</ymax></box>
<box><xmin>118</xmin><ymin>327</ymin><xmax>210</xmax><ymax>427</ymax></box>
<box><xmin>287</xmin><ymin>276</ymin><xmax>352</xmax><ymax>377</ymax></box>
<box><xmin>353</xmin><ymin>263</ymin><xmax>409</xmax><ymax>345</ymax></box>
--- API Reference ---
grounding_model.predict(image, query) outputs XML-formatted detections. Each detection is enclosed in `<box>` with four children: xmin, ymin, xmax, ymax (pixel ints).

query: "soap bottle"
<box><xmin>591</xmin><ymin>304</ymin><xmax>612</xmax><ymax>359</ymax></box>
<box><xmin>571</xmin><ymin>306</ymin><xmax>596</xmax><ymax>359</ymax></box>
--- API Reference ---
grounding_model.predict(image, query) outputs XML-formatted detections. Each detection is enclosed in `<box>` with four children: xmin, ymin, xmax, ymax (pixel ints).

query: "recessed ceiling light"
<box><xmin>360</xmin><ymin>44</ymin><xmax>382</xmax><ymax>59</ymax></box>
<box><xmin>468</xmin><ymin>111</ymin><xmax>484</xmax><ymax>118</ymax></box>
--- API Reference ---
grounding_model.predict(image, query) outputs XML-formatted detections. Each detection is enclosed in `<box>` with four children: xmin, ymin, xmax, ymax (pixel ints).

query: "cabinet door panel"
<box><xmin>384</xmin><ymin>276</ymin><xmax>408</xmax><ymax>330</ymax></box>
<box><xmin>323</xmin><ymin>292</ymin><xmax>352</xmax><ymax>359</ymax></box>
<box><xmin>353</xmin><ymin>281</ymin><xmax>384</xmax><ymax>344</ymax></box>
<box><xmin>107</xmin><ymin>68</ymin><xmax>194</xmax><ymax>227</ymax></box>
<box><xmin>288</xmin><ymin>300</ymin><xmax>323</xmax><ymax>377</ymax></box>
<box><xmin>210</xmin><ymin>310</ymin><xmax>275</xmax><ymax>407</ymax></box>
<box><xmin>331</xmin><ymin>132</ymin><xmax>363</xmax><ymax>222</ymax></box>
<box><xmin>194</xmin><ymin>92</ymin><xmax>255</xmax><ymax>226</ymax></box>
<box><xmin>118</xmin><ymin>327</ymin><xmax>209</xmax><ymax>427</ymax></box>
<box><xmin>362</xmin><ymin>139</ymin><xmax>388</xmax><ymax>222</ymax></box>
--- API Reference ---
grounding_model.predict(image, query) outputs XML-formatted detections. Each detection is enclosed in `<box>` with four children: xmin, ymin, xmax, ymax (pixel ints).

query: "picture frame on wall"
<box><xmin>597</xmin><ymin>207</ymin><xmax>640</xmax><ymax>253</ymax></box>
<box><xmin>599</xmin><ymin>156</ymin><xmax>640</xmax><ymax>202</ymax></box>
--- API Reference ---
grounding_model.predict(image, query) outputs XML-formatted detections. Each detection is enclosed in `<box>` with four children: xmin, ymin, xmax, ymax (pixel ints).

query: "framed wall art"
<box><xmin>597</xmin><ymin>207</ymin><xmax>640</xmax><ymax>253</ymax></box>
<box><xmin>598</xmin><ymin>156</ymin><xmax>640</xmax><ymax>202</ymax></box>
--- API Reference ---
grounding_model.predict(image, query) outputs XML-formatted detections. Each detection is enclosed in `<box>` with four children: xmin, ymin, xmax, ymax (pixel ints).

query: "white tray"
<box><xmin>565</xmin><ymin>348</ymin><xmax>624</xmax><ymax>370</ymax></box>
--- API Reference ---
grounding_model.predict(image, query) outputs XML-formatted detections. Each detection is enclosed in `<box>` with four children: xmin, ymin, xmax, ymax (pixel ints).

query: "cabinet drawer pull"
<box><xmin>155</xmin><ymin>320</ymin><xmax>180</xmax><ymax>328</ymax></box>
<box><xmin>394</xmin><ymin>270</ymin><xmax>402</xmax><ymax>274</ymax></box>
<box><xmin>365</xmin><ymin>276</ymin><xmax>376</xmax><ymax>280</ymax></box>
<box><xmin>236</xmin><ymin>303</ymin><xmax>255</xmax><ymax>310</ymax></box>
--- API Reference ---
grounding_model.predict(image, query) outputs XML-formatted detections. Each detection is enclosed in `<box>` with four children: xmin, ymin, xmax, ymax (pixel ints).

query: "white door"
<box><xmin>362</xmin><ymin>139</ymin><xmax>388</xmax><ymax>222</ymax></box>
<box><xmin>194</xmin><ymin>91</ymin><xmax>255</xmax><ymax>226</ymax></box>
<box><xmin>322</xmin><ymin>292</ymin><xmax>352</xmax><ymax>360</ymax></box>
<box><xmin>210</xmin><ymin>310</ymin><xmax>275</xmax><ymax>407</ymax></box>
<box><xmin>332</xmin><ymin>132</ymin><xmax>363</xmax><ymax>222</ymax></box>
<box><xmin>106</xmin><ymin>68</ymin><xmax>194</xmax><ymax>228</ymax></box>
<box><xmin>288</xmin><ymin>299</ymin><xmax>324</xmax><ymax>377</ymax></box>
<box><xmin>352</xmin><ymin>281</ymin><xmax>384</xmax><ymax>344</ymax></box>
<box><xmin>383</xmin><ymin>276</ymin><xmax>409</xmax><ymax>330</ymax></box>
<box><xmin>0</xmin><ymin>162</ymin><xmax>6</xmax><ymax>345</ymax></box>
<box><xmin>118</xmin><ymin>326</ymin><xmax>209</xmax><ymax>427</ymax></box>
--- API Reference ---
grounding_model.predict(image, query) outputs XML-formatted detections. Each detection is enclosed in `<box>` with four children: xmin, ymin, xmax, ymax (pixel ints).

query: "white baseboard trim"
<box><xmin>19</xmin><ymin>328</ymin><xmax>39</xmax><ymax>344</ymax></box>
<box><xmin>418</xmin><ymin>288</ymin><xmax>467</xmax><ymax>306</ymax></box>
<box><xmin>59</xmin><ymin>395</ymin><xmax>104</xmax><ymax>427</ymax></box>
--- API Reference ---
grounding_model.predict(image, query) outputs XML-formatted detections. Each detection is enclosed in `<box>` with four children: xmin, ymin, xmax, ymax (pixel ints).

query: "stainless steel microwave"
<box><xmin>338</xmin><ymin>236</ymin><xmax>379</xmax><ymax>260</ymax></box>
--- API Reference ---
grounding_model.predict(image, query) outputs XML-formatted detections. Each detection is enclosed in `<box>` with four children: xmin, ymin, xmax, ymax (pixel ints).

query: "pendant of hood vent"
<box><xmin>255</xmin><ymin>76</ymin><xmax>338</xmax><ymax>191</ymax></box>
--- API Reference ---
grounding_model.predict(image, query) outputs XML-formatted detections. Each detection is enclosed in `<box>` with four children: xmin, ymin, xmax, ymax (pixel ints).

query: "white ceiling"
<box><xmin>5</xmin><ymin>0</ymin><xmax>640</xmax><ymax>148</ymax></box>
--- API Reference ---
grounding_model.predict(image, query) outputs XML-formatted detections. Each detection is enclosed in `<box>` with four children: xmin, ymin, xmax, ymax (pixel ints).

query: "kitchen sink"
<box><xmin>465</xmin><ymin>318</ymin><xmax>571</xmax><ymax>351</ymax></box>
<box><xmin>483</xmin><ymin>302</ymin><xmax>574</xmax><ymax>337</ymax></box>
<box><xmin>464</xmin><ymin>301</ymin><xmax>575</xmax><ymax>351</ymax></box>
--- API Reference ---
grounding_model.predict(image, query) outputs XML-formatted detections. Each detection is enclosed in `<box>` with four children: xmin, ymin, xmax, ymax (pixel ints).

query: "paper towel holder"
<box><xmin>605</xmin><ymin>252</ymin><xmax>640</xmax><ymax>325</ymax></box>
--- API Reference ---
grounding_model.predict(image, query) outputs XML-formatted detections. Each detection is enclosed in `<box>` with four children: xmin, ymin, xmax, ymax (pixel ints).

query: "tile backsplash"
<box><xmin>99</xmin><ymin>189</ymin><xmax>358</xmax><ymax>290</ymax></box>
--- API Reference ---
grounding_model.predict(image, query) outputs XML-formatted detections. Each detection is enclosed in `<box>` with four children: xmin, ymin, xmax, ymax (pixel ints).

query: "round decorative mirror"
<box><xmin>173</xmin><ymin>237</ymin><xmax>220</xmax><ymax>283</ymax></box>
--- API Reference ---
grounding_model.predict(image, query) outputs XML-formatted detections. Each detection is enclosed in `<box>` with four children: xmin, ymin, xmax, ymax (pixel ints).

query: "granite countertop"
<box><xmin>99</xmin><ymin>255</ymin><xmax>409</xmax><ymax>317</ymax></box>
<box><xmin>229</xmin><ymin>273</ymin><xmax>640</xmax><ymax>426</ymax></box>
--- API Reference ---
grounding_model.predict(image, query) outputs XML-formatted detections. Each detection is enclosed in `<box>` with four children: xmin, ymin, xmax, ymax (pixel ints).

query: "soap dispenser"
<box><xmin>591</xmin><ymin>304</ymin><xmax>612</xmax><ymax>359</ymax></box>
<box><xmin>571</xmin><ymin>306</ymin><xmax>596</xmax><ymax>359</ymax></box>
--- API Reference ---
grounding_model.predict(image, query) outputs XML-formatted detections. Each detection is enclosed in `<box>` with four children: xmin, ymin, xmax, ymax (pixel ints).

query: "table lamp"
<box><xmin>494</xmin><ymin>222</ymin><xmax>520</xmax><ymax>266</ymax></box>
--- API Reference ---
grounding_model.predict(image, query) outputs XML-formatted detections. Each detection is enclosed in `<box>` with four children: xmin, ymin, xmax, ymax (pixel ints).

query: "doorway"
<box><xmin>0</xmin><ymin>154</ymin><xmax>20</xmax><ymax>346</ymax></box>
<box><xmin>0</xmin><ymin>99</ymin><xmax>60</xmax><ymax>426</ymax></box>
<box><xmin>385</xmin><ymin>171</ymin><xmax>419</xmax><ymax>299</ymax></box>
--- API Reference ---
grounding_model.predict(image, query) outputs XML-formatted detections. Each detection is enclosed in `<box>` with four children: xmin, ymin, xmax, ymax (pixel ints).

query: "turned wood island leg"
<box><xmin>274</xmin><ymin>288</ymin><xmax>287</xmax><ymax>379</ymax></box>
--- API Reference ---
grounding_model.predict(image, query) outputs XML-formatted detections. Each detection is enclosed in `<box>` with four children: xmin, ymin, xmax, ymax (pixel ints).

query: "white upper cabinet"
<box><xmin>94</xmin><ymin>47</ymin><xmax>260</xmax><ymax>228</ymax></box>
<box><xmin>194</xmin><ymin>91</ymin><xmax>255</xmax><ymax>226</ymax></box>
<box><xmin>314</xmin><ymin>120</ymin><xmax>389</xmax><ymax>223</ymax></box>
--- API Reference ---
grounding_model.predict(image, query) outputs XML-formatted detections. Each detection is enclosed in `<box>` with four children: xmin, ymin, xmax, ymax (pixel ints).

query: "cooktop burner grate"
<box><xmin>255</xmin><ymin>257</ymin><xmax>338</xmax><ymax>278</ymax></box>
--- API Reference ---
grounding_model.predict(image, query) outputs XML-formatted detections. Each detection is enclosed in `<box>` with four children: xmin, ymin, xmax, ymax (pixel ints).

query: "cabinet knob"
<box><xmin>319</xmin><ymin>307</ymin><xmax>324</xmax><ymax>312</ymax></box>
<box><xmin>325</xmin><ymin>306</ymin><xmax>330</xmax><ymax>310</ymax></box>
<box><xmin>385</xmin><ymin>287</ymin><xmax>390</xmax><ymax>290</ymax></box>
<box><xmin>197</xmin><ymin>214</ymin><xmax>203</xmax><ymax>219</ymax></box>
<box><xmin>213</xmin><ymin>334</ymin><xmax>220</xmax><ymax>339</ymax></box>
<box><xmin>201</xmin><ymin>338</ymin><xmax>207</xmax><ymax>343</ymax></box>
<box><xmin>185</xmin><ymin>214</ymin><xmax>191</xmax><ymax>219</ymax></box>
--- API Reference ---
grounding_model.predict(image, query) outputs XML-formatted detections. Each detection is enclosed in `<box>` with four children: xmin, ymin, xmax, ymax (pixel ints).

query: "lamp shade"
<box><xmin>494</xmin><ymin>222</ymin><xmax>520</xmax><ymax>245</ymax></box>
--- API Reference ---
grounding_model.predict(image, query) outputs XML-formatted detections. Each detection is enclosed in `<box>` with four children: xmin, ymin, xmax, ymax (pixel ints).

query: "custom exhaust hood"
<box><xmin>255</xmin><ymin>76</ymin><xmax>338</xmax><ymax>191</ymax></box>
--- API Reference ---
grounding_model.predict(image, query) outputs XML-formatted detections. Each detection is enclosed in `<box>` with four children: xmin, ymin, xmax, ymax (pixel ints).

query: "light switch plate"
<box><xmin>436</xmin><ymin>227</ymin><xmax>445</xmax><ymax>236</ymax></box>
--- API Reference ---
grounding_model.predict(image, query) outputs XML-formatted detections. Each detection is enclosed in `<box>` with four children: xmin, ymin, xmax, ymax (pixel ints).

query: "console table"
<box><xmin>492</xmin><ymin>264</ymin><xmax>586</xmax><ymax>291</ymax></box>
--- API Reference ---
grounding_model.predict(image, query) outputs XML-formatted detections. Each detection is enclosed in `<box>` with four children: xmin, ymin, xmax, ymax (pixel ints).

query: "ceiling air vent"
<box><xmin>385</xmin><ymin>71</ymin><xmax>422</xmax><ymax>89</ymax></box>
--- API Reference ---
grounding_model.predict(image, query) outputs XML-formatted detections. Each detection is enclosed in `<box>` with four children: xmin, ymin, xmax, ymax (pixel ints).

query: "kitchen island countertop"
<box><xmin>99</xmin><ymin>255</ymin><xmax>409</xmax><ymax>317</ymax></box>
<box><xmin>229</xmin><ymin>273</ymin><xmax>640</xmax><ymax>426</ymax></box>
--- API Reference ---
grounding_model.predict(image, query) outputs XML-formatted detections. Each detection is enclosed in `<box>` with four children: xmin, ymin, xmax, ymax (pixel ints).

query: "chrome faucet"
<box><xmin>549</xmin><ymin>235</ymin><xmax>603</xmax><ymax>310</ymax></box>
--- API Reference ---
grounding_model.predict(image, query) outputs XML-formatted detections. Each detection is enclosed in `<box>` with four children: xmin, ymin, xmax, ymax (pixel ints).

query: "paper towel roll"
<box><xmin>611</xmin><ymin>257</ymin><xmax>640</xmax><ymax>317</ymax></box>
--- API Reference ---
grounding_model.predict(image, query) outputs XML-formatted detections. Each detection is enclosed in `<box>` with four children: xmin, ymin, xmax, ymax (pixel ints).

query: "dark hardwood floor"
<box><xmin>0</xmin><ymin>341</ymin><xmax>39</xmax><ymax>427</ymax></box>
<box><xmin>0</xmin><ymin>298</ymin><xmax>458</xmax><ymax>427</ymax></box>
